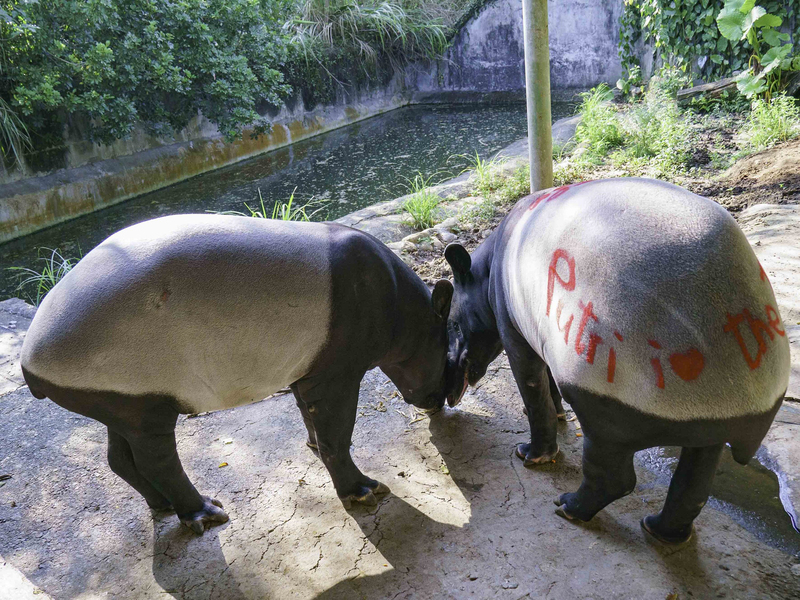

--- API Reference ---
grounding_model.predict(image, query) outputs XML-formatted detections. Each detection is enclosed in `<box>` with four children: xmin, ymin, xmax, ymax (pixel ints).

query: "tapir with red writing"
<box><xmin>443</xmin><ymin>178</ymin><xmax>790</xmax><ymax>545</ymax></box>
<box><xmin>21</xmin><ymin>215</ymin><xmax>454</xmax><ymax>534</ymax></box>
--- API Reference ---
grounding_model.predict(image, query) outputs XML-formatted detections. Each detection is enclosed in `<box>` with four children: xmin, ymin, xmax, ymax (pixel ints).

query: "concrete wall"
<box><xmin>407</xmin><ymin>0</ymin><xmax>624</xmax><ymax>101</ymax></box>
<box><xmin>0</xmin><ymin>0</ymin><xmax>625</xmax><ymax>243</ymax></box>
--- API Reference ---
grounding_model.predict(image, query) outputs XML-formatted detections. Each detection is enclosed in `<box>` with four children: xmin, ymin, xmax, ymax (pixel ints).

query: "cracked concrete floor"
<box><xmin>1</xmin><ymin>355</ymin><xmax>800</xmax><ymax>599</ymax></box>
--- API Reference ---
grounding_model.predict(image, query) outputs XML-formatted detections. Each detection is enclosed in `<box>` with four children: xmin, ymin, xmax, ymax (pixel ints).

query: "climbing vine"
<box><xmin>619</xmin><ymin>0</ymin><xmax>798</xmax><ymax>81</ymax></box>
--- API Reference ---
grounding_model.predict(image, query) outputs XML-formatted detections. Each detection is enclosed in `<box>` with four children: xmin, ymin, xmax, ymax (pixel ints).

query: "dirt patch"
<box><xmin>692</xmin><ymin>138</ymin><xmax>800</xmax><ymax>213</ymax></box>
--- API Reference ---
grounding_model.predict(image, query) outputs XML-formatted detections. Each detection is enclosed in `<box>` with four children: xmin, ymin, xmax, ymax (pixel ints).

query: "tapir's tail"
<box><xmin>21</xmin><ymin>365</ymin><xmax>47</xmax><ymax>399</ymax></box>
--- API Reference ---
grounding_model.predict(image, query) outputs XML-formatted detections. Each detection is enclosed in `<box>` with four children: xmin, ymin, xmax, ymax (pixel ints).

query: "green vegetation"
<box><xmin>614</xmin><ymin>84</ymin><xmax>690</xmax><ymax>172</ymax></box>
<box><xmin>288</xmin><ymin>0</ymin><xmax>449</xmax><ymax>71</ymax></box>
<box><xmin>215</xmin><ymin>188</ymin><xmax>322</xmax><ymax>222</ymax></box>
<box><xmin>619</xmin><ymin>0</ymin><xmax>798</xmax><ymax>83</ymax></box>
<box><xmin>574</xmin><ymin>85</ymin><xmax>624</xmax><ymax>156</ymax></box>
<box><xmin>403</xmin><ymin>173</ymin><xmax>442</xmax><ymax>229</ymax></box>
<box><xmin>8</xmin><ymin>248</ymin><xmax>78</xmax><ymax>306</ymax></box>
<box><xmin>717</xmin><ymin>0</ymin><xmax>800</xmax><ymax>99</ymax></box>
<box><xmin>743</xmin><ymin>94</ymin><xmax>800</xmax><ymax>151</ymax></box>
<box><xmin>1</xmin><ymin>0</ymin><xmax>289</xmax><ymax>151</ymax></box>
<box><xmin>0</xmin><ymin>0</ymin><xmax>461</xmax><ymax>172</ymax></box>
<box><xmin>461</xmin><ymin>151</ymin><xmax>506</xmax><ymax>196</ymax></box>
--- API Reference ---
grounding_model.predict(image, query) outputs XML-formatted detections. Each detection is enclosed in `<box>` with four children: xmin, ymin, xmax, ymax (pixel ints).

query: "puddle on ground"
<box><xmin>637</xmin><ymin>444</ymin><xmax>800</xmax><ymax>556</ymax></box>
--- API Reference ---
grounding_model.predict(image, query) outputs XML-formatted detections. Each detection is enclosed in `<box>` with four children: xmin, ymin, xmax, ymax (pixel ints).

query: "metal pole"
<box><xmin>522</xmin><ymin>0</ymin><xmax>553</xmax><ymax>192</ymax></box>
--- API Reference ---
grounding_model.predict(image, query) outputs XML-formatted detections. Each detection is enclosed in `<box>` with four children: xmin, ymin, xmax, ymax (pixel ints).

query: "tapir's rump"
<box><xmin>502</xmin><ymin>178</ymin><xmax>790</xmax><ymax>421</ymax></box>
<box><xmin>21</xmin><ymin>215</ymin><xmax>333</xmax><ymax>413</ymax></box>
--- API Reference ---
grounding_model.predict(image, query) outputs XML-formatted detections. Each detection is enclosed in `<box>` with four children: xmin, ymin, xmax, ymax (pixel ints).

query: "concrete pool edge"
<box><xmin>0</xmin><ymin>90</ymin><xmax>414</xmax><ymax>245</ymax></box>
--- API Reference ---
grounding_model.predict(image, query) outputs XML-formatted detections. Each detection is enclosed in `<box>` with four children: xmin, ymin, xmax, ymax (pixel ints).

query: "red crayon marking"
<box><xmin>607</xmin><ymin>347</ymin><xmax>617</xmax><ymax>383</ymax></box>
<box><xmin>528</xmin><ymin>181</ymin><xmax>589</xmax><ymax>211</ymax></box>
<box><xmin>766</xmin><ymin>304</ymin><xmax>785</xmax><ymax>336</ymax></box>
<box><xmin>614</xmin><ymin>331</ymin><xmax>624</xmax><ymax>342</ymax></box>
<box><xmin>586</xmin><ymin>334</ymin><xmax>603</xmax><ymax>365</ymax></box>
<box><xmin>669</xmin><ymin>348</ymin><xmax>705</xmax><ymax>382</ymax></box>
<box><xmin>648</xmin><ymin>339</ymin><xmax>661</xmax><ymax>349</ymax></box>
<box><xmin>561</xmin><ymin>315</ymin><xmax>574</xmax><ymax>345</ymax></box>
<box><xmin>724</xmin><ymin>308</ymin><xmax>774</xmax><ymax>370</ymax></box>
<box><xmin>574</xmin><ymin>300</ymin><xmax>598</xmax><ymax>356</ymax></box>
<box><xmin>651</xmin><ymin>358</ymin><xmax>665</xmax><ymax>389</ymax></box>
<box><xmin>759</xmin><ymin>262</ymin><xmax>767</xmax><ymax>281</ymax></box>
<box><xmin>546</xmin><ymin>249</ymin><xmax>576</xmax><ymax>316</ymax></box>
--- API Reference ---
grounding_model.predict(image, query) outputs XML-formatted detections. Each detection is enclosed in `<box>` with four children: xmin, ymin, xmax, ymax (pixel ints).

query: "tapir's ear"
<box><xmin>444</xmin><ymin>243</ymin><xmax>472</xmax><ymax>284</ymax></box>
<box><xmin>431</xmin><ymin>279</ymin><xmax>454</xmax><ymax>322</ymax></box>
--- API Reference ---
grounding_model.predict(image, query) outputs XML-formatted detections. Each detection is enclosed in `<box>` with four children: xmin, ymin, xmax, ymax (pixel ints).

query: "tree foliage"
<box><xmin>619</xmin><ymin>0</ymin><xmax>798</xmax><ymax>82</ymax></box>
<box><xmin>1</xmin><ymin>0</ymin><xmax>291</xmax><ymax>150</ymax></box>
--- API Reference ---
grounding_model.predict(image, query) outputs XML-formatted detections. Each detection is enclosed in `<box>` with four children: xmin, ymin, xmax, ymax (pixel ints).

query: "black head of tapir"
<box><xmin>442</xmin><ymin>243</ymin><xmax>503</xmax><ymax>406</ymax></box>
<box><xmin>381</xmin><ymin>278</ymin><xmax>454</xmax><ymax>411</ymax></box>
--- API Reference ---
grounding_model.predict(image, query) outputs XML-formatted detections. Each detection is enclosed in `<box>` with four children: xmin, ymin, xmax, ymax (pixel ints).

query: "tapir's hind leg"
<box><xmin>554</xmin><ymin>436</ymin><xmax>637</xmax><ymax>522</ymax></box>
<box><xmin>107</xmin><ymin>429</ymin><xmax>172</xmax><ymax>511</ymax></box>
<box><xmin>642</xmin><ymin>444</ymin><xmax>723</xmax><ymax>545</ymax></box>
<box><xmin>291</xmin><ymin>386</ymin><xmax>318</xmax><ymax>450</ymax></box>
<box><xmin>547</xmin><ymin>368</ymin><xmax>566</xmax><ymax>421</ymax></box>
<box><xmin>119</xmin><ymin>403</ymin><xmax>228</xmax><ymax>534</ymax></box>
<box><xmin>293</xmin><ymin>372</ymin><xmax>389</xmax><ymax>509</ymax></box>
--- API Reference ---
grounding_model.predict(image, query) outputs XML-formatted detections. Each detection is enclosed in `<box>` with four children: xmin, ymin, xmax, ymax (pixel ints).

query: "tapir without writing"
<box><xmin>443</xmin><ymin>177</ymin><xmax>790</xmax><ymax>545</ymax></box>
<box><xmin>21</xmin><ymin>215</ymin><xmax>454</xmax><ymax>533</ymax></box>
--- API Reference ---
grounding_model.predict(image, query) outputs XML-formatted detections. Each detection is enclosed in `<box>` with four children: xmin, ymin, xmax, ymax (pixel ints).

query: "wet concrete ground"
<box><xmin>1</xmin><ymin>298</ymin><xmax>799</xmax><ymax>599</ymax></box>
<box><xmin>2</xmin><ymin>157</ymin><xmax>800</xmax><ymax>598</ymax></box>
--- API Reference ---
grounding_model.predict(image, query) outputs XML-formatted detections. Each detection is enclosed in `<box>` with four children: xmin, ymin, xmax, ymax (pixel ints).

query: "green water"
<box><xmin>0</xmin><ymin>102</ymin><xmax>573</xmax><ymax>301</ymax></box>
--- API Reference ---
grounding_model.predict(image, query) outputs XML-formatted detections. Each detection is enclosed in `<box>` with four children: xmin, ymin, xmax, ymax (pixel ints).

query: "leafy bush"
<box><xmin>743</xmin><ymin>94</ymin><xmax>800</xmax><ymax>150</ymax></box>
<box><xmin>1</xmin><ymin>0</ymin><xmax>290</xmax><ymax>151</ymax></box>
<box><xmin>574</xmin><ymin>85</ymin><xmax>624</xmax><ymax>156</ymax></box>
<box><xmin>716</xmin><ymin>0</ymin><xmax>800</xmax><ymax>99</ymax></box>
<box><xmin>403</xmin><ymin>173</ymin><xmax>442</xmax><ymax>230</ymax></box>
<box><xmin>620</xmin><ymin>0</ymin><xmax>798</xmax><ymax>82</ymax></box>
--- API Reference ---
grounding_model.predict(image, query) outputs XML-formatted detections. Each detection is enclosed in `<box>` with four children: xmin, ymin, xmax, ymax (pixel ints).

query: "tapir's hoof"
<box><xmin>340</xmin><ymin>482</ymin><xmax>390</xmax><ymax>510</ymax></box>
<box><xmin>515</xmin><ymin>443</ymin><xmax>559</xmax><ymax>467</ymax></box>
<box><xmin>179</xmin><ymin>496</ymin><xmax>229</xmax><ymax>535</ymax></box>
<box><xmin>553</xmin><ymin>493</ymin><xmax>590</xmax><ymax>522</ymax></box>
<box><xmin>641</xmin><ymin>516</ymin><xmax>694</xmax><ymax>546</ymax></box>
<box><xmin>306</xmin><ymin>438</ymin><xmax>318</xmax><ymax>451</ymax></box>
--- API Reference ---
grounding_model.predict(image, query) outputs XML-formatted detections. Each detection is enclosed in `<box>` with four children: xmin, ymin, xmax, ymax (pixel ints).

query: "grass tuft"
<box><xmin>743</xmin><ymin>95</ymin><xmax>800</xmax><ymax>152</ymax></box>
<box><xmin>8</xmin><ymin>248</ymin><xmax>78</xmax><ymax>306</ymax></box>
<box><xmin>574</xmin><ymin>85</ymin><xmax>624</xmax><ymax>156</ymax></box>
<box><xmin>403</xmin><ymin>172</ymin><xmax>442</xmax><ymax>230</ymax></box>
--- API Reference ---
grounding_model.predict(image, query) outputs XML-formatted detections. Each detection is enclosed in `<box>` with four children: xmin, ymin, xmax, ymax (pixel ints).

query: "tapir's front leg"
<box><xmin>293</xmin><ymin>372</ymin><xmax>390</xmax><ymax>508</ymax></box>
<box><xmin>500</xmin><ymin>325</ymin><xmax>560</xmax><ymax>465</ymax></box>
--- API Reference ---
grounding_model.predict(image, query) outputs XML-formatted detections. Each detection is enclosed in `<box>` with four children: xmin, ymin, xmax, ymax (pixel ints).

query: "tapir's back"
<box><xmin>502</xmin><ymin>178</ymin><xmax>790</xmax><ymax>422</ymax></box>
<box><xmin>21</xmin><ymin>215</ymin><xmax>332</xmax><ymax>413</ymax></box>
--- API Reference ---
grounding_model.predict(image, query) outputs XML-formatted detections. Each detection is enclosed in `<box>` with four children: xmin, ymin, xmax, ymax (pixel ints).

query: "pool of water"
<box><xmin>0</xmin><ymin>102</ymin><xmax>574</xmax><ymax>301</ymax></box>
<box><xmin>638</xmin><ymin>443</ymin><xmax>800</xmax><ymax>556</ymax></box>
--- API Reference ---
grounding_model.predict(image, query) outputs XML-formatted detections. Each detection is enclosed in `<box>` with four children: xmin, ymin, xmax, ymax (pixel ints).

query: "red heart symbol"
<box><xmin>669</xmin><ymin>348</ymin><xmax>705</xmax><ymax>382</ymax></box>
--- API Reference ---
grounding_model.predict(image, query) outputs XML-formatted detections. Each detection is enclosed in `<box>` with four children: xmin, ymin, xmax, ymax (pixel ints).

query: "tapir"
<box><xmin>443</xmin><ymin>178</ymin><xmax>790</xmax><ymax>545</ymax></box>
<box><xmin>21</xmin><ymin>215</ymin><xmax>454</xmax><ymax>534</ymax></box>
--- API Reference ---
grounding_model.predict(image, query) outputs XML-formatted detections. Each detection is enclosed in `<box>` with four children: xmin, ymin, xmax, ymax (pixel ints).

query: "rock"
<box><xmin>438</xmin><ymin>231</ymin><xmax>457</xmax><ymax>243</ymax></box>
<box><xmin>386</xmin><ymin>241</ymin><xmax>415</xmax><ymax>253</ymax></box>
<box><xmin>402</xmin><ymin>229</ymin><xmax>436</xmax><ymax>244</ymax></box>
<box><xmin>791</xmin><ymin>564</ymin><xmax>800</xmax><ymax>576</ymax></box>
<box><xmin>434</xmin><ymin>217</ymin><xmax>459</xmax><ymax>233</ymax></box>
<box><xmin>431</xmin><ymin>237</ymin><xmax>444</xmax><ymax>249</ymax></box>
